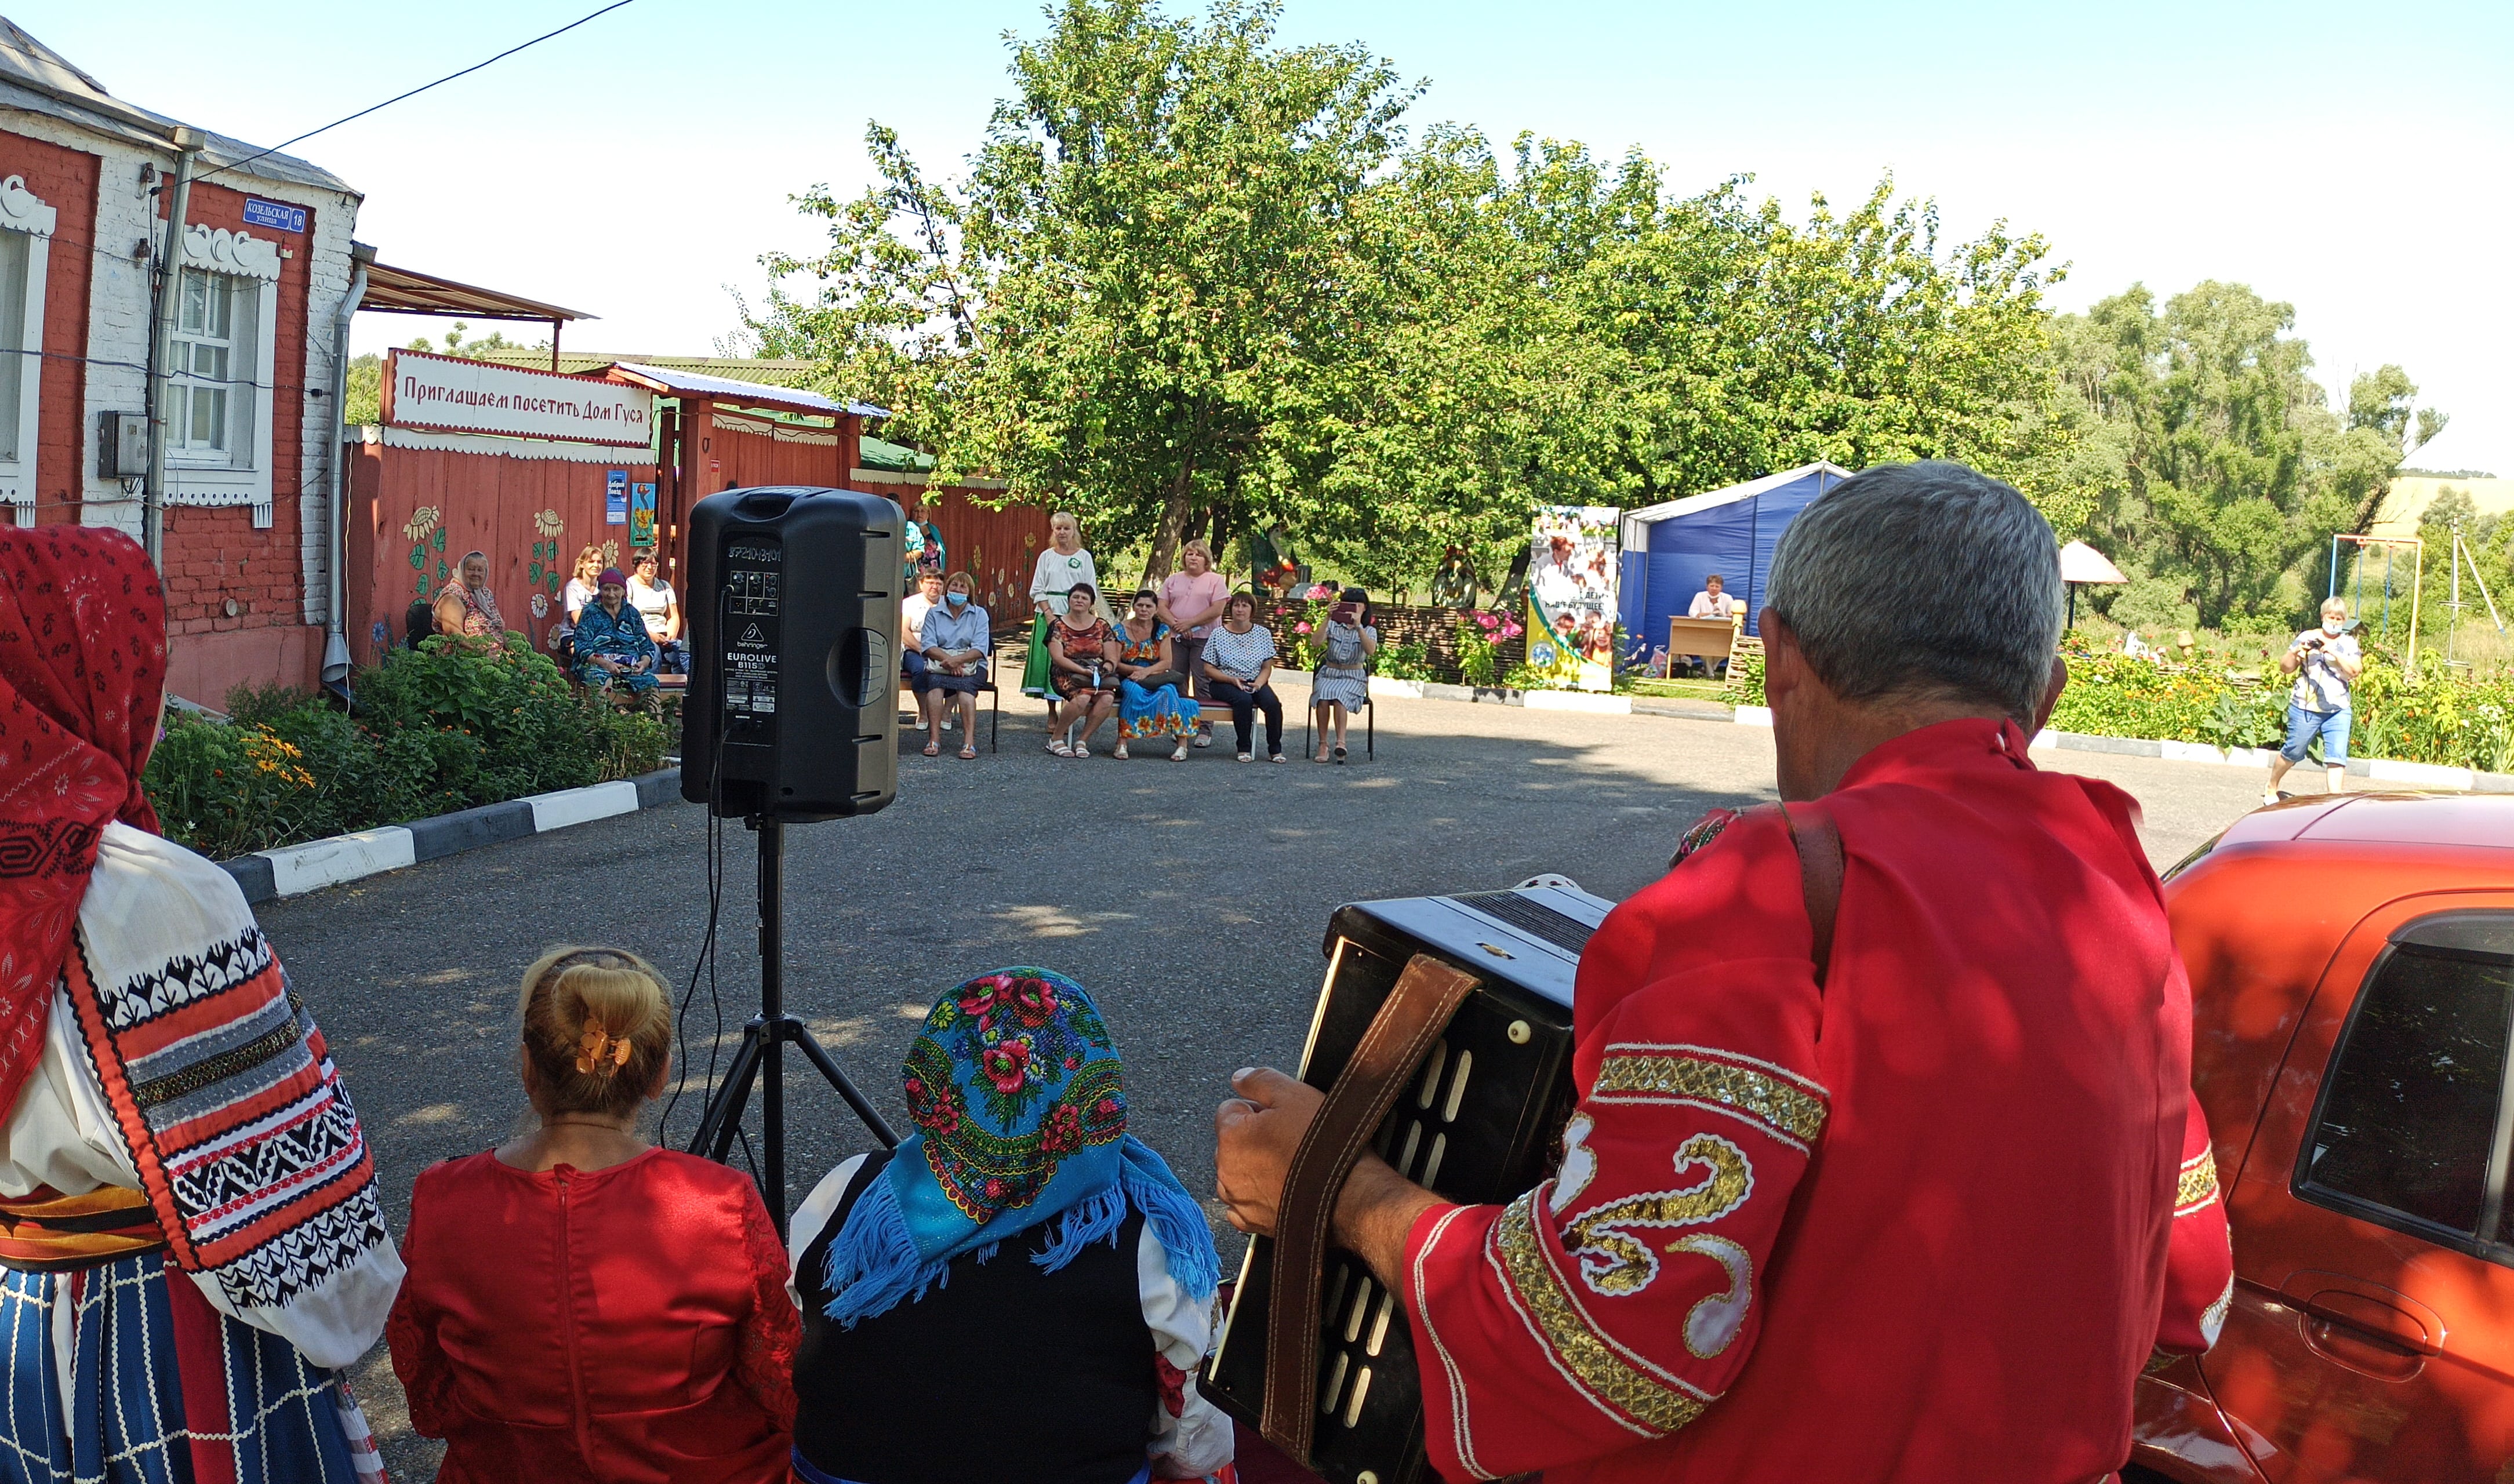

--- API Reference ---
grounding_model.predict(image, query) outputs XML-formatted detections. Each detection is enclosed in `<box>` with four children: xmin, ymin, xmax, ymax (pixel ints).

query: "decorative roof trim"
<box><xmin>179</xmin><ymin>225</ymin><xmax>280</xmax><ymax>282</ymax></box>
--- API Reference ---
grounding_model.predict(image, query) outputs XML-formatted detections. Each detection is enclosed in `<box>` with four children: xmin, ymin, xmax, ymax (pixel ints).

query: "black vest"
<box><xmin>792</xmin><ymin>1150</ymin><xmax>1161</xmax><ymax>1484</ymax></box>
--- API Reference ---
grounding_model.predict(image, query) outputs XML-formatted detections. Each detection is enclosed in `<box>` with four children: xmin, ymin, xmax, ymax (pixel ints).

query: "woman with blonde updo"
<box><xmin>388</xmin><ymin>947</ymin><xmax>798</xmax><ymax>1484</ymax></box>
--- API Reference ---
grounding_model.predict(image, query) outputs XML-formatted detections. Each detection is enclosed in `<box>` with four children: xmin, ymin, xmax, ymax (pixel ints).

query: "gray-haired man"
<box><xmin>2264</xmin><ymin>596</ymin><xmax>2361</xmax><ymax>805</ymax></box>
<box><xmin>1213</xmin><ymin>460</ymin><xmax>2229</xmax><ymax>1483</ymax></box>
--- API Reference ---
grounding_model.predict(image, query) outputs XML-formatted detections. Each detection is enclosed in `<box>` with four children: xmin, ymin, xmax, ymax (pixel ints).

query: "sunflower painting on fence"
<box><xmin>523</xmin><ymin>510</ymin><xmax>571</xmax><ymax>641</ymax></box>
<box><xmin>404</xmin><ymin>506</ymin><xmax>448</xmax><ymax>599</ymax></box>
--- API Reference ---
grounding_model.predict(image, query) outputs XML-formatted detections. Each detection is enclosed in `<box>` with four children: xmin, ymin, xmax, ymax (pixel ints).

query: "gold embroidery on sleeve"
<box><xmin>2175</xmin><ymin>1151</ymin><xmax>2221</xmax><ymax>1214</ymax></box>
<box><xmin>1591</xmin><ymin>1050</ymin><xmax>1828</xmax><ymax>1148</ymax></box>
<box><xmin>1494</xmin><ymin>1191</ymin><xmax>1715</xmax><ymax>1435</ymax></box>
<box><xmin>1563</xmin><ymin>1133</ymin><xmax>1754</xmax><ymax>1296</ymax></box>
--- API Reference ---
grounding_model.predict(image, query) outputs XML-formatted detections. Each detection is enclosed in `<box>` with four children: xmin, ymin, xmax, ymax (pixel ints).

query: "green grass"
<box><xmin>1627</xmin><ymin>676</ymin><xmax>1736</xmax><ymax>702</ymax></box>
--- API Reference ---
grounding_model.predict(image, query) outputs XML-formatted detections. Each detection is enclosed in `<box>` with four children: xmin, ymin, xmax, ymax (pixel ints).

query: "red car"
<box><xmin>2132</xmin><ymin>792</ymin><xmax>2514</xmax><ymax>1483</ymax></box>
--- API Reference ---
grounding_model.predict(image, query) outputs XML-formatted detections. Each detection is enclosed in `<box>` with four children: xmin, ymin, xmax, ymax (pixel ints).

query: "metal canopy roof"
<box><xmin>600</xmin><ymin>360</ymin><xmax>887</xmax><ymax>419</ymax></box>
<box><xmin>360</xmin><ymin>260</ymin><xmax>595</xmax><ymax>322</ymax></box>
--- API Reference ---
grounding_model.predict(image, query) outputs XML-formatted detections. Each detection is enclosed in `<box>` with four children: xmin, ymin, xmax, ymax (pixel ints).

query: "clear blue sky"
<box><xmin>19</xmin><ymin>0</ymin><xmax>2511</xmax><ymax>471</ymax></box>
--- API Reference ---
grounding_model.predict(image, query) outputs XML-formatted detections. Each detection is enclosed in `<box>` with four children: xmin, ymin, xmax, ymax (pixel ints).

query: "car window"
<box><xmin>2300</xmin><ymin>918</ymin><xmax>2514</xmax><ymax>1241</ymax></box>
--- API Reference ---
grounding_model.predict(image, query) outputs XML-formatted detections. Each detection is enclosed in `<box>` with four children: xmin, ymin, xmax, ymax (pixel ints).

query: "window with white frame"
<box><xmin>0</xmin><ymin>174</ymin><xmax>55</xmax><ymax>521</ymax></box>
<box><xmin>0</xmin><ymin>229</ymin><xmax>28</xmax><ymax>464</ymax></box>
<box><xmin>171</xmin><ymin>265</ymin><xmax>257</xmax><ymax>464</ymax></box>
<box><xmin>162</xmin><ymin>225</ymin><xmax>280</xmax><ymax>526</ymax></box>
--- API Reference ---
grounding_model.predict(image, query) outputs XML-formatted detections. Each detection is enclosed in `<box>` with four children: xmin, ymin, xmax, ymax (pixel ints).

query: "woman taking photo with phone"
<box><xmin>1310</xmin><ymin>585</ymin><xmax>1377</xmax><ymax>763</ymax></box>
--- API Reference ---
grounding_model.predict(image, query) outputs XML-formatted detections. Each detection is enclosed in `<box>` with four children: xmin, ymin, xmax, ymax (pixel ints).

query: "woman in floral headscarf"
<box><xmin>433</xmin><ymin>548</ymin><xmax>509</xmax><ymax>651</ymax></box>
<box><xmin>787</xmin><ymin>969</ymin><xmax>1231</xmax><ymax>1484</ymax></box>
<box><xmin>0</xmin><ymin>528</ymin><xmax>401</xmax><ymax>1482</ymax></box>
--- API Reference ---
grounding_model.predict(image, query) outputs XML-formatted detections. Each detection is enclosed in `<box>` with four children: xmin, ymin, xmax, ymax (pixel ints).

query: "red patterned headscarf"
<box><xmin>0</xmin><ymin>527</ymin><xmax>166</xmax><ymax>1104</ymax></box>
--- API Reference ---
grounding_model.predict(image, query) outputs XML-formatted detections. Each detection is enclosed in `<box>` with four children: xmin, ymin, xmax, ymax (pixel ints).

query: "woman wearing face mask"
<box><xmin>917</xmin><ymin>572</ymin><xmax>991</xmax><ymax>761</ymax></box>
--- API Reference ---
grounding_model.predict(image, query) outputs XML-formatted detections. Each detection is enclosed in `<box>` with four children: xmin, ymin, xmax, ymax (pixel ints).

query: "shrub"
<box><xmin>1374</xmin><ymin>640</ymin><xmax>1433</xmax><ymax>682</ymax></box>
<box><xmin>142</xmin><ymin>637</ymin><xmax>674</xmax><ymax>859</ymax></box>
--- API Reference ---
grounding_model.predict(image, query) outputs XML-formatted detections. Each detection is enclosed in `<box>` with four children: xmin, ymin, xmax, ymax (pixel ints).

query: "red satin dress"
<box><xmin>387</xmin><ymin>1145</ymin><xmax>797</xmax><ymax>1484</ymax></box>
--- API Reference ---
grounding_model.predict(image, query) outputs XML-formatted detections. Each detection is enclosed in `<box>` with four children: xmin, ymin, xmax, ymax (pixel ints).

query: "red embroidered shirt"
<box><xmin>1403</xmin><ymin>718</ymin><xmax>2232</xmax><ymax>1483</ymax></box>
<box><xmin>388</xmin><ymin>1146</ymin><xmax>797</xmax><ymax>1484</ymax></box>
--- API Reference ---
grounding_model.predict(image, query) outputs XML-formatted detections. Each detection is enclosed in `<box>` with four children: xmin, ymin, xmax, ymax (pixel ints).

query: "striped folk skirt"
<box><xmin>0</xmin><ymin>1252</ymin><xmax>383</xmax><ymax>1484</ymax></box>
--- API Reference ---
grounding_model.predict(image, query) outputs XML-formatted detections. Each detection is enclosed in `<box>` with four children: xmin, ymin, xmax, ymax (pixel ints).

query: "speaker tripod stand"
<box><xmin>687</xmin><ymin>815</ymin><xmax>899</xmax><ymax>1236</ymax></box>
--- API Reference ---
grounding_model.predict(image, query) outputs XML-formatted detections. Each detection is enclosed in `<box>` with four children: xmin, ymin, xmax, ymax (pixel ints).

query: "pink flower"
<box><xmin>980</xmin><ymin>1039</ymin><xmax>1031</xmax><ymax>1094</ymax></box>
<box><xmin>1295</xmin><ymin>621</ymin><xmax>1312</xmax><ymax>635</ymax></box>
<box><xmin>1041</xmin><ymin>1103</ymin><xmax>1085</xmax><ymax>1154</ymax></box>
<box><xmin>1475</xmin><ymin>613</ymin><xmax>1499</xmax><ymax>631</ymax></box>
<box><xmin>1502</xmin><ymin>622</ymin><xmax>1524</xmax><ymax>638</ymax></box>
<box><xmin>1306</xmin><ymin>583</ymin><xmax>1335</xmax><ymax>599</ymax></box>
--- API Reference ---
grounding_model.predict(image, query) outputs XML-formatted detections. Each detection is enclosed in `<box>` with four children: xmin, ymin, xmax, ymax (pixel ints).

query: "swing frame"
<box><xmin>2326</xmin><ymin>534</ymin><xmax>2424</xmax><ymax>674</ymax></box>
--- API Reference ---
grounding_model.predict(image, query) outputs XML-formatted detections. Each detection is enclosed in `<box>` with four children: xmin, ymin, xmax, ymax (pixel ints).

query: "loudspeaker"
<box><xmin>681</xmin><ymin>486</ymin><xmax>903</xmax><ymax>822</ymax></box>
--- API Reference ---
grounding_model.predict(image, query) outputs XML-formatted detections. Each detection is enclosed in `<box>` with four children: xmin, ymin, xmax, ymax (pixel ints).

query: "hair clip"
<box><xmin>576</xmin><ymin>1019</ymin><xmax>634</xmax><ymax>1077</ymax></box>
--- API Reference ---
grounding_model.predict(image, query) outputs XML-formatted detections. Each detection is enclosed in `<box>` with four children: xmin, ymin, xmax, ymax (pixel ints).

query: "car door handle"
<box><xmin>2298</xmin><ymin>1289</ymin><xmax>2442</xmax><ymax>1357</ymax></box>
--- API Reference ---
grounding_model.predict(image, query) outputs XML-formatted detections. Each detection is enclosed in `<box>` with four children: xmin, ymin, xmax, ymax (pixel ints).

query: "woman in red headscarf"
<box><xmin>0</xmin><ymin>527</ymin><xmax>402</xmax><ymax>1483</ymax></box>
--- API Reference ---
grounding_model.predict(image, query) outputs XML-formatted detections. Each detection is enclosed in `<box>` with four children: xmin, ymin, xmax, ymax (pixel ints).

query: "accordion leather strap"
<box><xmin>1263</xmin><ymin>951</ymin><xmax>1480</xmax><ymax>1457</ymax></box>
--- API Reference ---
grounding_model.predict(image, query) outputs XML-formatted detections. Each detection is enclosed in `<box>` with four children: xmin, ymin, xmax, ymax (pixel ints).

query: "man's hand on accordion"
<box><xmin>1214</xmin><ymin>1067</ymin><xmax>1443</xmax><ymax>1289</ymax></box>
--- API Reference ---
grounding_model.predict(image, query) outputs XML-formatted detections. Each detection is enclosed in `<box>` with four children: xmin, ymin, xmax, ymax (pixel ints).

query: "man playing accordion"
<box><xmin>1217</xmin><ymin>461</ymin><xmax>2233</xmax><ymax>1483</ymax></box>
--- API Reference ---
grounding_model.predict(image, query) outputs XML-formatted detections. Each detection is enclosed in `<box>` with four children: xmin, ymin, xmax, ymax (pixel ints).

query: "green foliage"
<box><xmin>1372</xmin><ymin>639</ymin><xmax>1432</xmax><ymax>681</ymax></box>
<box><xmin>749</xmin><ymin>0</ymin><xmax>2084</xmax><ymax>595</ymax></box>
<box><xmin>2053</xmin><ymin>282</ymin><xmax>2444</xmax><ymax>632</ymax></box>
<box><xmin>342</xmin><ymin>355</ymin><xmax>380</xmax><ymax>427</ymax></box>
<box><xmin>142</xmin><ymin>641</ymin><xmax>668</xmax><ymax>860</ymax></box>
<box><xmin>1731</xmin><ymin>645</ymin><xmax>1767</xmax><ymax>705</ymax></box>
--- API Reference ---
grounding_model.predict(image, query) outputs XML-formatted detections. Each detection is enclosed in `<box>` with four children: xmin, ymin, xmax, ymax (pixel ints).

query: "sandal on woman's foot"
<box><xmin>959</xmin><ymin>745</ymin><xmax>978</xmax><ymax>761</ymax></box>
<box><xmin>1334</xmin><ymin>745</ymin><xmax>1348</xmax><ymax>763</ymax></box>
<box><xmin>1113</xmin><ymin>744</ymin><xmax>1130</xmax><ymax>760</ymax></box>
<box><xmin>1270</xmin><ymin>752</ymin><xmax>1289</xmax><ymax>764</ymax></box>
<box><xmin>1069</xmin><ymin>742</ymin><xmax>1089</xmax><ymax>758</ymax></box>
<box><xmin>922</xmin><ymin>741</ymin><xmax>940</xmax><ymax>757</ymax></box>
<box><xmin>1048</xmin><ymin>740</ymin><xmax>1072</xmax><ymax>758</ymax></box>
<box><xmin>1192</xmin><ymin>733</ymin><xmax>1212</xmax><ymax>749</ymax></box>
<box><xmin>1314</xmin><ymin>748</ymin><xmax>1332</xmax><ymax>763</ymax></box>
<box><xmin>1170</xmin><ymin>743</ymin><xmax>1189</xmax><ymax>762</ymax></box>
<box><xmin>1236</xmin><ymin>751</ymin><xmax>1254</xmax><ymax>763</ymax></box>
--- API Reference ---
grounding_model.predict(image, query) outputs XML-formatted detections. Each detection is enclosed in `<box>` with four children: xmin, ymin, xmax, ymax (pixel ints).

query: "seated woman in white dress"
<box><xmin>0</xmin><ymin>527</ymin><xmax>402</xmax><ymax>1484</ymax></box>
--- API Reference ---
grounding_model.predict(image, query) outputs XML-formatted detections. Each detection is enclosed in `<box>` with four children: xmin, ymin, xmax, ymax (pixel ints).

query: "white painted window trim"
<box><xmin>0</xmin><ymin>175</ymin><xmax>55</xmax><ymax>525</ymax></box>
<box><xmin>163</xmin><ymin>225</ymin><xmax>279</xmax><ymax>529</ymax></box>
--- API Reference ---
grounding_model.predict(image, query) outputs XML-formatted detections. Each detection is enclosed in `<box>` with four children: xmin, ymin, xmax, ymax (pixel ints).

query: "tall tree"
<box><xmin>2055</xmin><ymin>282</ymin><xmax>2445</xmax><ymax>630</ymax></box>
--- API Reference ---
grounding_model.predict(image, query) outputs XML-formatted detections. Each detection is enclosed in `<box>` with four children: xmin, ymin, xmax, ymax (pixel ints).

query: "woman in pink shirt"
<box><xmin>1156</xmin><ymin>538</ymin><xmax>1230</xmax><ymax>749</ymax></box>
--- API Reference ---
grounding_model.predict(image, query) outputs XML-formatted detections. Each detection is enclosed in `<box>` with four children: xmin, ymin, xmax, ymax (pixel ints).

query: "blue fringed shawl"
<box><xmin>820</xmin><ymin>968</ymin><xmax>1219</xmax><ymax>1328</ymax></box>
<box><xmin>820</xmin><ymin>1133</ymin><xmax>1218</xmax><ymax>1329</ymax></box>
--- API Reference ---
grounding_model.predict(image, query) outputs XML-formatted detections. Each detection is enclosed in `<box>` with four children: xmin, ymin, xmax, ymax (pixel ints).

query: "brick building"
<box><xmin>0</xmin><ymin>18</ymin><xmax>360</xmax><ymax>703</ymax></box>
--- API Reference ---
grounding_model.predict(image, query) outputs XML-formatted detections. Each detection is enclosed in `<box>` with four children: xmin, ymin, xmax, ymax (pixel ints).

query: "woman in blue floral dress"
<box><xmin>572</xmin><ymin>567</ymin><xmax>661</xmax><ymax>697</ymax></box>
<box><xmin>1111</xmin><ymin>590</ymin><xmax>1196</xmax><ymax>761</ymax></box>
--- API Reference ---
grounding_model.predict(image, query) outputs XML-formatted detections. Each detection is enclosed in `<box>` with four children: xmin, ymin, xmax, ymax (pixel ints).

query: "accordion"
<box><xmin>1204</xmin><ymin>882</ymin><xmax>1611</xmax><ymax>1484</ymax></box>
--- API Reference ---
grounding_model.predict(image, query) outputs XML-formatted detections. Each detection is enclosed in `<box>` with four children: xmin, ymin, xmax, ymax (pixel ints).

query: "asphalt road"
<box><xmin>270</xmin><ymin>682</ymin><xmax>2286</xmax><ymax>1474</ymax></box>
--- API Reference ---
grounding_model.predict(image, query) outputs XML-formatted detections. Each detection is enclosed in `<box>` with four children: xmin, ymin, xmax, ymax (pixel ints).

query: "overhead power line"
<box><xmin>199</xmin><ymin>0</ymin><xmax>638</xmax><ymax>182</ymax></box>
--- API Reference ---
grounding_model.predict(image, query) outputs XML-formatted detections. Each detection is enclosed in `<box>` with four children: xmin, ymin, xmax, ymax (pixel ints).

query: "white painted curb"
<box><xmin>259</xmin><ymin>827</ymin><xmax>416</xmax><ymax>897</ymax></box>
<box><xmin>1522</xmin><ymin>690</ymin><xmax>1633</xmax><ymax>714</ymax></box>
<box><xmin>525</xmin><ymin>780</ymin><xmax>641</xmax><ymax>831</ymax></box>
<box><xmin>2368</xmin><ymin>759</ymin><xmax>2477</xmax><ymax>788</ymax></box>
<box><xmin>1367</xmin><ymin>676</ymin><xmax>1426</xmax><ymax>699</ymax></box>
<box><xmin>1734</xmin><ymin>705</ymin><xmax>1773</xmax><ymax>727</ymax></box>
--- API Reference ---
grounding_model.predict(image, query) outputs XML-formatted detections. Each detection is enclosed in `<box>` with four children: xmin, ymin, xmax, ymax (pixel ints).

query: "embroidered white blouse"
<box><xmin>1</xmin><ymin>824</ymin><xmax>404</xmax><ymax>1370</ymax></box>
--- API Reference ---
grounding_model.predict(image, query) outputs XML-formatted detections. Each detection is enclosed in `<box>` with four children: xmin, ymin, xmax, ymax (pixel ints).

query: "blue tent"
<box><xmin>1617</xmin><ymin>462</ymin><xmax>1852</xmax><ymax>656</ymax></box>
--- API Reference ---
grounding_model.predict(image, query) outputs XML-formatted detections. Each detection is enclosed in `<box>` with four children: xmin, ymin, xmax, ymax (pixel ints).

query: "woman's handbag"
<box><xmin>1128</xmin><ymin>669</ymin><xmax>1189</xmax><ymax>693</ymax></box>
<box><xmin>1022</xmin><ymin>613</ymin><xmax>1053</xmax><ymax>697</ymax></box>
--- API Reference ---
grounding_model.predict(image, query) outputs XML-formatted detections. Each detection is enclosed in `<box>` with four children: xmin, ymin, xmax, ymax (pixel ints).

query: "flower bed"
<box><xmin>1732</xmin><ymin>646</ymin><xmax>2514</xmax><ymax>773</ymax></box>
<box><xmin>145</xmin><ymin>638</ymin><xmax>672</xmax><ymax>861</ymax></box>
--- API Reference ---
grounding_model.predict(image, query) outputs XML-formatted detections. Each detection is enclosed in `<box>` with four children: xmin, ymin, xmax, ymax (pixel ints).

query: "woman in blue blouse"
<box><xmin>573</xmin><ymin>567</ymin><xmax>661</xmax><ymax>697</ymax></box>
